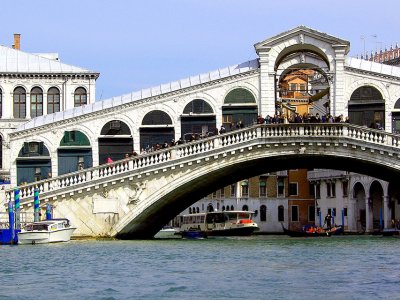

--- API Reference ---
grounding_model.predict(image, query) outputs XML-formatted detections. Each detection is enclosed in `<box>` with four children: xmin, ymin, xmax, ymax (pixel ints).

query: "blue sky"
<box><xmin>1</xmin><ymin>0</ymin><xmax>399</xmax><ymax>100</ymax></box>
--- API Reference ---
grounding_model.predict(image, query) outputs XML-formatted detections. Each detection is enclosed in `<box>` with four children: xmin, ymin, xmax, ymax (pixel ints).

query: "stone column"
<box><xmin>365</xmin><ymin>195</ymin><xmax>373</xmax><ymax>233</ymax></box>
<box><xmin>347</xmin><ymin>197</ymin><xmax>356</xmax><ymax>232</ymax></box>
<box><xmin>258</xmin><ymin>49</ymin><xmax>276</xmax><ymax>117</ymax></box>
<box><xmin>383</xmin><ymin>195</ymin><xmax>391</xmax><ymax>229</ymax></box>
<box><xmin>332</xmin><ymin>45</ymin><xmax>347</xmax><ymax>118</ymax></box>
<box><xmin>26</xmin><ymin>92</ymin><xmax>31</xmax><ymax>119</ymax></box>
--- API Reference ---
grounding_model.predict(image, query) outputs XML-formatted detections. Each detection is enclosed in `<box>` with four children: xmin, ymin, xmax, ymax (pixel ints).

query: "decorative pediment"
<box><xmin>254</xmin><ymin>25</ymin><xmax>350</xmax><ymax>54</ymax></box>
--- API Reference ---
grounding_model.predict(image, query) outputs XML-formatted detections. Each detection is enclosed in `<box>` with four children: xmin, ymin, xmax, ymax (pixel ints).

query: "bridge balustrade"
<box><xmin>4</xmin><ymin>123</ymin><xmax>400</xmax><ymax>205</ymax></box>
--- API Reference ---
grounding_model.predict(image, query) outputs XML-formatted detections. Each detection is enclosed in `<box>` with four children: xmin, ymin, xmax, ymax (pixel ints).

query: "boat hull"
<box><xmin>282</xmin><ymin>225</ymin><xmax>343</xmax><ymax>237</ymax></box>
<box><xmin>18</xmin><ymin>228</ymin><xmax>76</xmax><ymax>245</ymax></box>
<box><xmin>206</xmin><ymin>226</ymin><xmax>257</xmax><ymax>236</ymax></box>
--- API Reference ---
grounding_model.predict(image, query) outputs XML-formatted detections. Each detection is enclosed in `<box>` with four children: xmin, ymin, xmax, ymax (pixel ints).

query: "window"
<box><xmin>30</xmin><ymin>87</ymin><xmax>43</xmax><ymax>117</ymax></box>
<box><xmin>74</xmin><ymin>87</ymin><xmax>87</xmax><ymax>107</ymax></box>
<box><xmin>242</xmin><ymin>205</ymin><xmax>248</xmax><ymax>211</ymax></box>
<box><xmin>212</xmin><ymin>191</ymin><xmax>217</xmax><ymax>198</ymax></box>
<box><xmin>309</xmin><ymin>183</ymin><xmax>315</xmax><ymax>197</ymax></box>
<box><xmin>241</xmin><ymin>180</ymin><xmax>249</xmax><ymax>197</ymax></box>
<box><xmin>291</xmin><ymin>205</ymin><xmax>299</xmax><ymax>222</ymax></box>
<box><xmin>216</xmin><ymin>202</ymin><xmax>219</xmax><ymax>210</ymax></box>
<box><xmin>316</xmin><ymin>184</ymin><xmax>321</xmax><ymax>199</ymax></box>
<box><xmin>344</xmin><ymin>207</ymin><xmax>347</xmax><ymax>217</ymax></box>
<box><xmin>290</xmin><ymin>83</ymin><xmax>297</xmax><ymax>91</ymax></box>
<box><xmin>309</xmin><ymin>205</ymin><xmax>315</xmax><ymax>222</ymax></box>
<box><xmin>289</xmin><ymin>182</ymin><xmax>298</xmax><ymax>196</ymax></box>
<box><xmin>230</xmin><ymin>205</ymin><xmax>234</xmax><ymax>210</ymax></box>
<box><xmin>220</xmin><ymin>188</ymin><xmax>225</xmax><ymax>198</ymax></box>
<box><xmin>277</xmin><ymin>178</ymin><xmax>285</xmax><ymax>197</ymax></box>
<box><xmin>259</xmin><ymin>181</ymin><xmax>267</xmax><ymax>197</ymax></box>
<box><xmin>260</xmin><ymin>205</ymin><xmax>267</xmax><ymax>222</ymax></box>
<box><xmin>342</xmin><ymin>181</ymin><xmax>348</xmax><ymax>197</ymax></box>
<box><xmin>13</xmin><ymin>87</ymin><xmax>26</xmax><ymax>118</ymax></box>
<box><xmin>278</xmin><ymin>205</ymin><xmax>284</xmax><ymax>222</ymax></box>
<box><xmin>47</xmin><ymin>87</ymin><xmax>60</xmax><ymax>114</ymax></box>
<box><xmin>327</xmin><ymin>182</ymin><xmax>336</xmax><ymax>198</ymax></box>
<box><xmin>299</xmin><ymin>84</ymin><xmax>306</xmax><ymax>91</ymax></box>
<box><xmin>230</xmin><ymin>184</ymin><xmax>236</xmax><ymax>197</ymax></box>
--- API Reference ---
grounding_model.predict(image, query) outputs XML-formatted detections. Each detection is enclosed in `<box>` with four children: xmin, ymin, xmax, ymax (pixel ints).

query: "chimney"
<box><xmin>13</xmin><ymin>33</ymin><xmax>21</xmax><ymax>50</ymax></box>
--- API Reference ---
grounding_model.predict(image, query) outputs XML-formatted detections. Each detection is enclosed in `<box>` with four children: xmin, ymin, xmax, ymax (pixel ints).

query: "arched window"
<box><xmin>394</xmin><ymin>98</ymin><xmax>400</xmax><ymax>109</ymax></box>
<box><xmin>242</xmin><ymin>205</ymin><xmax>249</xmax><ymax>211</ymax></box>
<box><xmin>183</xmin><ymin>99</ymin><xmax>213</xmax><ymax>114</ymax></box>
<box><xmin>207</xmin><ymin>204</ymin><xmax>214</xmax><ymax>212</ymax></box>
<box><xmin>31</xmin><ymin>87</ymin><xmax>43</xmax><ymax>117</ymax></box>
<box><xmin>13</xmin><ymin>87</ymin><xmax>26</xmax><ymax>118</ymax></box>
<box><xmin>142</xmin><ymin>110</ymin><xmax>172</xmax><ymax>125</ymax></box>
<box><xmin>278</xmin><ymin>205</ymin><xmax>285</xmax><ymax>222</ymax></box>
<box><xmin>231</xmin><ymin>205</ymin><xmax>234</xmax><ymax>211</ymax></box>
<box><xmin>222</xmin><ymin>205</ymin><xmax>225</xmax><ymax>211</ymax></box>
<box><xmin>224</xmin><ymin>88</ymin><xmax>256</xmax><ymax>104</ymax></box>
<box><xmin>196</xmin><ymin>207</ymin><xmax>200</xmax><ymax>213</ymax></box>
<box><xmin>48</xmin><ymin>87</ymin><xmax>60</xmax><ymax>114</ymax></box>
<box><xmin>260</xmin><ymin>205</ymin><xmax>267</xmax><ymax>222</ymax></box>
<box><xmin>189</xmin><ymin>207</ymin><xmax>192</xmax><ymax>214</ymax></box>
<box><xmin>74</xmin><ymin>87</ymin><xmax>87</xmax><ymax>107</ymax></box>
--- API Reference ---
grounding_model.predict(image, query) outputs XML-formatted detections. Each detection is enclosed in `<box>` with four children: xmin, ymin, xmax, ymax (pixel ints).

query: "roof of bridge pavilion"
<box><xmin>0</xmin><ymin>45</ymin><xmax>99</xmax><ymax>76</ymax></box>
<box><xmin>15</xmin><ymin>59</ymin><xmax>259</xmax><ymax>132</ymax></box>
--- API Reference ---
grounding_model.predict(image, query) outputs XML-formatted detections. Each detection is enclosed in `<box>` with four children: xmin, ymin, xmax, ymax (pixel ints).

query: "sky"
<box><xmin>1</xmin><ymin>0</ymin><xmax>399</xmax><ymax>101</ymax></box>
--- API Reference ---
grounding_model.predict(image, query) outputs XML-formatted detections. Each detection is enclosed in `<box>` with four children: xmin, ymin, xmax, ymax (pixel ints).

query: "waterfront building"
<box><xmin>0</xmin><ymin>34</ymin><xmax>99</xmax><ymax>184</ymax></box>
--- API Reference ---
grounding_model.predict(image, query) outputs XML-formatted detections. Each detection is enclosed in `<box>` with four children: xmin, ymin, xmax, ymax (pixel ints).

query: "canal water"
<box><xmin>1</xmin><ymin>235</ymin><xmax>399</xmax><ymax>299</ymax></box>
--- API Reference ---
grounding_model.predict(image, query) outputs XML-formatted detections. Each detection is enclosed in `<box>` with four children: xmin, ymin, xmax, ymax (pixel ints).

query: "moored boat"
<box><xmin>154</xmin><ymin>226</ymin><xmax>180</xmax><ymax>239</ymax></box>
<box><xmin>281</xmin><ymin>223</ymin><xmax>343</xmax><ymax>237</ymax></box>
<box><xmin>179</xmin><ymin>210</ymin><xmax>259</xmax><ymax>237</ymax></box>
<box><xmin>18</xmin><ymin>219</ymin><xmax>76</xmax><ymax>245</ymax></box>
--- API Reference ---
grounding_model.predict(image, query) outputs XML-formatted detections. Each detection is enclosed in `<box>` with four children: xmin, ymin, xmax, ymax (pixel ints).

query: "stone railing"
<box><xmin>5</xmin><ymin>123</ymin><xmax>400</xmax><ymax>205</ymax></box>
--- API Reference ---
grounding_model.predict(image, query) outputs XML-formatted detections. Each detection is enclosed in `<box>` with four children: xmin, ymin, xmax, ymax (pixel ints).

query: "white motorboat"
<box><xmin>154</xmin><ymin>226</ymin><xmax>179</xmax><ymax>239</ymax></box>
<box><xmin>18</xmin><ymin>219</ymin><xmax>76</xmax><ymax>245</ymax></box>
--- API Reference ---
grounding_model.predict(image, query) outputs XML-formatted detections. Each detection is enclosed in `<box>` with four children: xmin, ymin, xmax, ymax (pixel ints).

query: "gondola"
<box><xmin>281</xmin><ymin>223</ymin><xmax>343</xmax><ymax>237</ymax></box>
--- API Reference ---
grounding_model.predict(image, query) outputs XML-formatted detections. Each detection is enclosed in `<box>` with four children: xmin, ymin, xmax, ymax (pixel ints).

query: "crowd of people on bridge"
<box><xmin>256</xmin><ymin>112</ymin><xmax>350</xmax><ymax>125</ymax></box>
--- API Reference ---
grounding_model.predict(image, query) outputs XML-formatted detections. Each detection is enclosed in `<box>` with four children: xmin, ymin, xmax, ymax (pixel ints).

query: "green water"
<box><xmin>1</xmin><ymin>235</ymin><xmax>399</xmax><ymax>299</ymax></box>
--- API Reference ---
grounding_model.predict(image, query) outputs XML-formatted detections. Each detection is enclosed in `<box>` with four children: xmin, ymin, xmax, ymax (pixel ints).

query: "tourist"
<box><xmin>106</xmin><ymin>156</ymin><xmax>113</xmax><ymax>164</ymax></box>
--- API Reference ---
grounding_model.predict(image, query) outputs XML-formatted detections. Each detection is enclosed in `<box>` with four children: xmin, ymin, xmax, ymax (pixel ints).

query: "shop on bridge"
<box><xmin>140</xmin><ymin>110</ymin><xmax>174</xmax><ymax>150</ymax></box>
<box><xmin>58</xmin><ymin>131</ymin><xmax>92</xmax><ymax>175</ymax></box>
<box><xmin>348</xmin><ymin>86</ymin><xmax>385</xmax><ymax>129</ymax></box>
<box><xmin>17</xmin><ymin>141</ymin><xmax>51</xmax><ymax>185</ymax></box>
<box><xmin>98</xmin><ymin>120</ymin><xmax>133</xmax><ymax>163</ymax></box>
<box><xmin>222</xmin><ymin>88</ymin><xmax>258</xmax><ymax>131</ymax></box>
<box><xmin>180</xmin><ymin>99</ymin><xmax>216</xmax><ymax>140</ymax></box>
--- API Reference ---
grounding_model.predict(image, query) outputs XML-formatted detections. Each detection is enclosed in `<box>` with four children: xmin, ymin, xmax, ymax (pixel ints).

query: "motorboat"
<box><xmin>179</xmin><ymin>210</ymin><xmax>259</xmax><ymax>237</ymax></box>
<box><xmin>18</xmin><ymin>219</ymin><xmax>76</xmax><ymax>245</ymax></box>
<box><xmin>154</xmin><ymin>226</ymin><xmax>180</xmax><ymax>239</ymax></box>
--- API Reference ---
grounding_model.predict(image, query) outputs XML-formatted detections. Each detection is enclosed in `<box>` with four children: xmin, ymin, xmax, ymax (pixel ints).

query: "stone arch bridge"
<box><xmin>5</xmin><ymin>123</ymin><xmax>400</xmax><ymax>238</ymax></box>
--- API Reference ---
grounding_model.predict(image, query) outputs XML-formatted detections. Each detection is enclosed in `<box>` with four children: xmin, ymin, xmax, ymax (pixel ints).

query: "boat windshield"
<box><xmin>26</xmin><ymin>224</ymin><xmax>49</xmax><ymax>231</ymax></box>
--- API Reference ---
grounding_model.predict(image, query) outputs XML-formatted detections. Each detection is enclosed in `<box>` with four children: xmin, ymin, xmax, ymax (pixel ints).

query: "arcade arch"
<box><xmin>58</xmin><ymin>130</ymin><xmax>92</xmax><ymax>175</ymax></box>
<box><xmin>140</xmin><ymin>110</ymin><xmax>174</xmax><ymax>150</ymax></box>
<box><xmin>222</xmin><ymin>88</ymin><xmax>257</xmax><ymax>131</ymax></box>
<box><xmin>98</xmin><ymin>120</ymin><xmax>133</xmax><ymax>163</ymax></box>
<box><xmin>181</xmin><ymin>99</ymin><xmax>216</xmax><ymax>140</ymax></box>
<box><xmin>16</xmin><ymin>141</ymin><xmax>51</xmax><ymax>185</ymax></box>
<box><xmin>348</xmin><ymin>86</ymin><xmax>384</xmax><ymax>128</ymax></box>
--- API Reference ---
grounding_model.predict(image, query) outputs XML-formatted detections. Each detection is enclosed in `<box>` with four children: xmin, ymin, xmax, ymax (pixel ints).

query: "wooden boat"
<box><xmin>18</xmin><ymin>219</ymin><xmax>76</xmax><ymax>245</ymax></box>
<box><xmin>281</xmin><ymin>223</ymin><xmax>343</xmax><ymax>237</ymax></box>
<box><xmin>179</xmin><ymin>211</ymin><xmax>259</xmax><ymax>237</ymax></box>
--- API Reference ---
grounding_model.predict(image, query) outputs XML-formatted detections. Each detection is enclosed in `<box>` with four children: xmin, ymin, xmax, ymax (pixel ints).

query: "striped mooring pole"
<box><xmin>14</xmin><ymin>189</ymin><xmax>20</xmax><ymax>230</ymax></box>
<box><xmin>34</xmin><ymin>187</ymin><xmax>40</xmax><ymax>222</ymax></box>
<box><xmin>8</xmin><ymin>200</ymin><xmax>15</xmax><ymax>243</ymax></box>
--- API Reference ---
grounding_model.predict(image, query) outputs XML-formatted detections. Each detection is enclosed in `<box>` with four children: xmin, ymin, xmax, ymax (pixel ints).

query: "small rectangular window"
<box><xmin>220</xmin><ymin>188</ymin><xmax>225</xmax><ymax>198</ymax></box>
<box><xmin>342</xmin><ymin>181</ymin><xmax>348</xmax><ymax>197</ymax></box>
<box><xmin>230</xmin><ymin>184</ymin><xmax>236</xmax><ymax>197</ymax></box>
<box><xmin>291</xmin><ymin>205</ymin><xmax>299</xmax><ymax>222</ymax></box>
<box><xmin>344</xmin><ymin>207</ymin><xmax>347</xmax><ymax>217</ymax></box>
<box><xmin>277</xmin><ymin>178</ymin><xmax>285</xmax><ymax>197</ymax></box>
<box><xmin>259</xmin><ymin>181</ymin><xmax>267</xmax><ymax>197</ymax></box>
<box><xmin>316</xmin><ymin>185</ymin><xmax>321</xmax><ymax>199</ymax></box>
<box><xmin>289</xmin><ymin>182</ymin><xmax>298</xmax><ymax>196</ymax></box>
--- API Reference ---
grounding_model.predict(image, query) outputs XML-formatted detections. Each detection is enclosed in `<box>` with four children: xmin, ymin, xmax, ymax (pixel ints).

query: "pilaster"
<box><xmin>258</xmin><ymin>49</ymin><xmax>276</xmax><ymax>117</ymax></box>
<box><xmin>332</xmin><ymin>45</ymin><xmax>347</xmax><ymax>117</ymax></box>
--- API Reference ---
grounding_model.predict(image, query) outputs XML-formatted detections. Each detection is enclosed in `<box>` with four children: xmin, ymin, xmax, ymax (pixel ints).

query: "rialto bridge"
<box><xmin>3</xmin><ymin>26</ymin><xmax>400</xmax><ymax>237</ymax></box>
<box><xmin>5</xmin><ymin>123</ymin><xmax>400</xmax><ymax>238</ymax></box>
